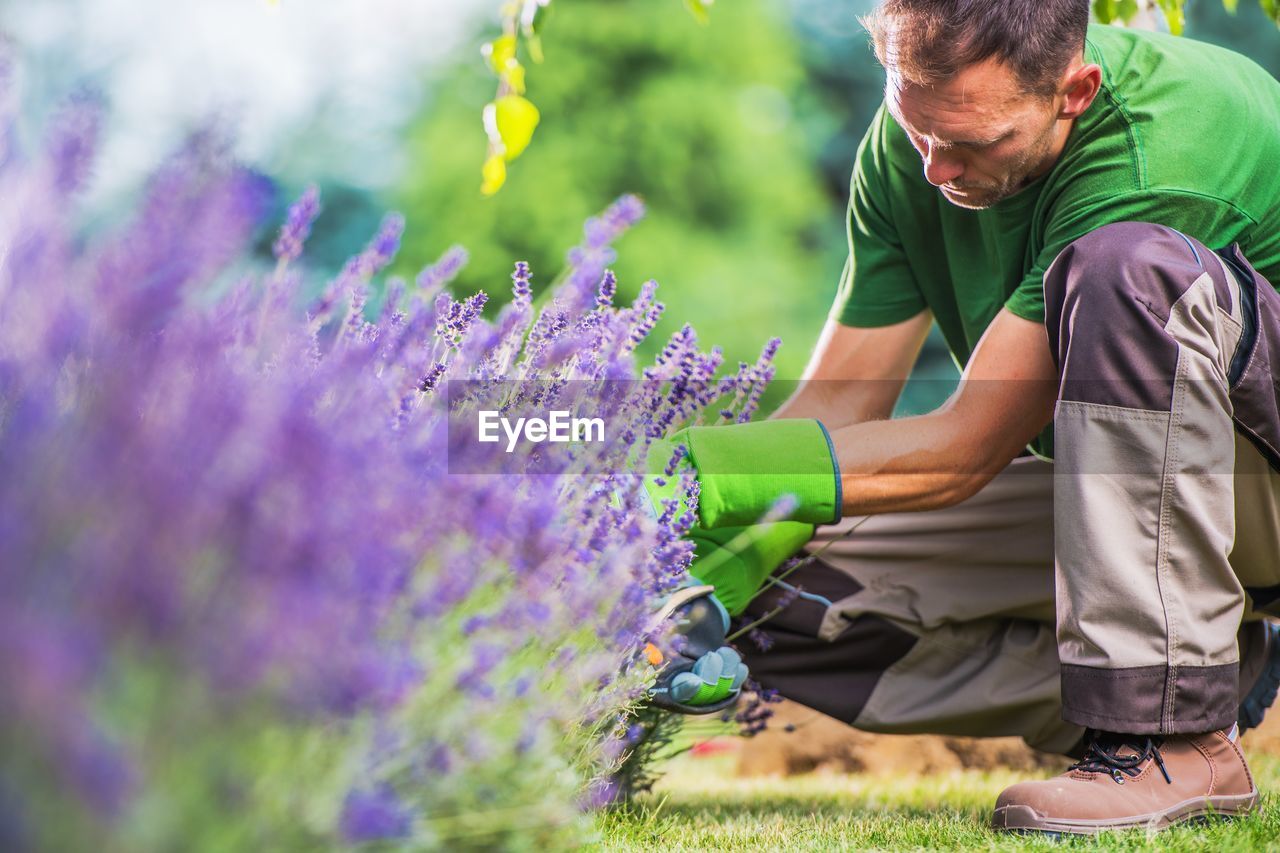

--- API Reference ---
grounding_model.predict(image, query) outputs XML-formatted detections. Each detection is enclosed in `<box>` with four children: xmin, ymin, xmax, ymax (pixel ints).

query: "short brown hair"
<box><xmin>863</xmin><ymin>0</ymin><xmax>1090</xmax><ymax>96</ymax></box>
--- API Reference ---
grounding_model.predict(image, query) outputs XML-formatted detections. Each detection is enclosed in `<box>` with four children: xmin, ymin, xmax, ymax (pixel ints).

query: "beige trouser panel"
<box><xmin>1052</xmin><ymin>400</ymin><xmax>1174</xmax><ymax>670</ymax></box>
<box><xmin>1233</xmin><ymin>431</ymin><xmax>1280</xmax><ymax>604</ymax></box>
<box><xmin>800</xmin><ymin>457</ymin><xmax>1083</xmax><ymax>755</ymax></box>
<box><xmin>1054</xmin><ymin>263</ymin><xmax>1245</xmax><ymax>675</ymax></box>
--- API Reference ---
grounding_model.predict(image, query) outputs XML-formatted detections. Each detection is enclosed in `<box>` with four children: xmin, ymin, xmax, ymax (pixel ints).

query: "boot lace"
<box><xmin>1068</xmin><ymin>732</ymin><xmax>1172</xmax><ymax>785</ymax></box>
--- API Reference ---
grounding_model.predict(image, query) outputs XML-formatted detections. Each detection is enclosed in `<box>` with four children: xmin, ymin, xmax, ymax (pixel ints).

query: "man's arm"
<box><xmin>772</xmin><ymin>311</ymin><xmax>933</xmax><ymax>428</ymax></box>
<box><xmin>830</xmin><ymin>308</ymin><xmax>1058</xmax><ymax>515</ymax></box>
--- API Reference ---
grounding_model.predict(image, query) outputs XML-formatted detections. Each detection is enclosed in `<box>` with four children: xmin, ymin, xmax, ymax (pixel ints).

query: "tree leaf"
<box><xmin>484</xmin><ymin>35</ymin><xmax>518</xmax><ymax>75</ymax></box>
<box><xmin>503</xmin><ymin>61</ymin><xmax>527</xmax><ymax>95</ymax></box>
<box><xmin>480</xmin><ymin>153</ymin><xmax>507</xmax><ymax>196</ymax></box>
<box><xmin>494</xmin><ymin>95</ymin><xmax>541</xmax><ymax>161</ymax></box>
<box><xmin>1156</xmin><ymin>0</ymin><xmax>1184</xmax><ymax>35</ymax></box>
<box><xmin>1093</xmin><ymin>0</ymin><xmax>1117</xmax><ymax>24</ymax></box>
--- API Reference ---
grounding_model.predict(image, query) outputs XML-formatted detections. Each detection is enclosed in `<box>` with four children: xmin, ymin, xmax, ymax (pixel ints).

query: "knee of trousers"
<box><xmin>732</xmin><ymin>558</ymin><xmax>918</xmax><ymax>725</ymax></box>
<box><xmin>1042</xmin><ymin>221</ymin><xmax>1235</xmax><ymax>410</ymax></box>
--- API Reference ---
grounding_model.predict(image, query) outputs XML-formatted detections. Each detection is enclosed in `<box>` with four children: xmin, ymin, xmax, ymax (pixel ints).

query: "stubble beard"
<box><xmin>939</xmin><ymin>125</ymin><xmax>1059</xmax><ymax>211</ymax></box>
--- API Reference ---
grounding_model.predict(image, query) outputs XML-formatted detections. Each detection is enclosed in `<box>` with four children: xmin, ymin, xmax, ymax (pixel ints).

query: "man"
<box><xmin>656</xmin><ymin>0</ymin><xmax>1280</xmax><ymax>836</ymax></box>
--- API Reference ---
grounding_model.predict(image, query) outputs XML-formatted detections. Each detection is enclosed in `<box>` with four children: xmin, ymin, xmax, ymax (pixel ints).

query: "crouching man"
<box><xmin>659</xmin><ymin>0</ymin><xmax>1280</xmax><ymax>835</ymax></box>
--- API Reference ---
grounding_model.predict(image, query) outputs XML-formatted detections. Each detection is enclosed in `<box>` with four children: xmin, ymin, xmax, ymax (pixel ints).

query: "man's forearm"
<box><xmin>825</xmin><ymin>310</ymin><xmax>1059</xmax><ymax>516</ymax></box>
<box><xmin>771</xmin><ymin>313</ymin><xmax>931</xmax><ymax>428</ymax></box>
<box><xmin>770</xmin><ymin>378</ymin><xmax>895</xmax><ymax>427</ymax></box>
<box><xmin>828</xmin><ymin>410</ymin><xmax>999</xmax><ymax>515</ymax></box>
<box><xmin>828</xmin><ymin>385</ymin><xmax>1053</xmax><ymax>515</ymax></box>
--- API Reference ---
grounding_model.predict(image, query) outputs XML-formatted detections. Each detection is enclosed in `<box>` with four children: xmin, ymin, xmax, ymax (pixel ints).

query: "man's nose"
<box><xmin>922</xmin><ymin>142</ymin><xmax>964</xmax><ymax>186</ymax></box>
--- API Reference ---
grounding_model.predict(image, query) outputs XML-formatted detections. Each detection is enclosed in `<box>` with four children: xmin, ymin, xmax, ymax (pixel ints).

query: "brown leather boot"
<box><xmin>992</xmin><ymin>730</ymin><xmax>1259</xmax><ymax>835</ymax></box>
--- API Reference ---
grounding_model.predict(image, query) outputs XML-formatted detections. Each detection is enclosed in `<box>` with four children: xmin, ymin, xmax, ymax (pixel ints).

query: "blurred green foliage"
<box><xmin>1185</xmin><ymin>0</ymin><xmax>1280</xmax><ymax>77</ymax></box>
<box><xmin>1095</xmin><ymin>0</ymin><xmax>1280</xmax><ymax>33</ymax></box>
<box><xmin>395</xmin><ymin>0</ymin><xmax>1280</xmax><ymax>415</ymax></box>
<box><xmin>395</xmin><ymin>0</ymin><xmax>844</xmax><ymax>381</ymax></box>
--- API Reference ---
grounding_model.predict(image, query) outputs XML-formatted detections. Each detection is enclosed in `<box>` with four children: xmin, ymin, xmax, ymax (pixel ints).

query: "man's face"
<box><xmin>885</xmin><ymin>58</ymin><xmax>1065</xmax><ymax>210</ymax></box>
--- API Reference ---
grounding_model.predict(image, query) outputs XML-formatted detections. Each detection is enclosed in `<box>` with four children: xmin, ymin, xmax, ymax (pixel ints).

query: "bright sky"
<box><xmin>2</xmin><ymin>0</ymin><xmax>488</xmax><ymax>200</ymax></box>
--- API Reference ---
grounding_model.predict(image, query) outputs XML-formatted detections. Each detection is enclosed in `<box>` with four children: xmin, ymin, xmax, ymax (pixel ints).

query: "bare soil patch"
<box><xmin>735</xmin><ymin>698</ymin><xmax>1280</xmax><ymax>776</ymax></box>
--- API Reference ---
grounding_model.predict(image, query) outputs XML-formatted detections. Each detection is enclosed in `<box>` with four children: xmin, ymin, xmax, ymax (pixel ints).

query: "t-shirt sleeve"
<box><xmin>829</xmin><ymin>106</ymin><xmax>928</xmax><ymax>328</ymax></box>
<box><xmin>1004</xmin><ymin>188</ymin><xmax>1257</xmax><ymax>323</ymax></box>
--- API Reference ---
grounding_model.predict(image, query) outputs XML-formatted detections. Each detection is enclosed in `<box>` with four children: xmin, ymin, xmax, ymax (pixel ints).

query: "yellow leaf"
<box><xmin>481</xmin><ymin>154</ymin><xmax>507</xmax><ymax>196</ymax></box>
<box><xmin>1157</xmin><ymin>0</ymin><xmax>1183</xmax><ymax>34</ymax></box>
<box><xmin>484</xmin><ymin>34</ymin><xmax>518</xmax><ymax>75</ymax></box>
<box><xmin>494</xmin><ymin>95</ymin><xmax>540</xmax><ymax>161</ymax></box>
<box><xmin>503</xmin><ymin>61</ymin><xmax>526</xmax><ymax>95</ymax></box>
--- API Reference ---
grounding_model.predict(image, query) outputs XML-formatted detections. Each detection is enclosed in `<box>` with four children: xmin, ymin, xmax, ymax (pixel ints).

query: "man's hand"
<box><xmin>642</xmin><ymin>420</ymin><xmax>842</xmax><ymax>530</ymax></box>
<box><xmin>646</xmin><ymin>584</ymin><xmax>748</xmax><ymax>714</ymax></box>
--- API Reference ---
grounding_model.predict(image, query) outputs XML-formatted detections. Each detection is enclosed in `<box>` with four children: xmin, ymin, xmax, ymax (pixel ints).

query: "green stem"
<box><xmin>724</xmin><ymin>515</ymin><xmax>872</xmax><ymax>643</ymax></box>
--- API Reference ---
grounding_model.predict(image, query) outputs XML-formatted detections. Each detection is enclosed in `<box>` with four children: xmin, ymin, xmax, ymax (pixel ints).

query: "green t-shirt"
<box><xmin>831</xmin><ymin>24</ymin><xmax>1280</xmax><ymax>368</ymax></box>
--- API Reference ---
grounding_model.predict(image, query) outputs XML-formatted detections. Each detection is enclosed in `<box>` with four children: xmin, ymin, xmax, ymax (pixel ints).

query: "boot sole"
<box><xmin>1240</xmin><ymin>621</ymin><xmax>1280</xmax><ymax>732</ymax></box>
<box><xmin>991</xmin><ymin>790</ymin><xmax>1259</xmax><ymax>836</ymax></box>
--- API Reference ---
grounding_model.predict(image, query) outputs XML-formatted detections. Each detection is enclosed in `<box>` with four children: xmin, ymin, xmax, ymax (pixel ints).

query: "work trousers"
<box><xmin>737</xmin><ymin>222</ymin><xmax>1280</xmax><ymax>749</ymax></box>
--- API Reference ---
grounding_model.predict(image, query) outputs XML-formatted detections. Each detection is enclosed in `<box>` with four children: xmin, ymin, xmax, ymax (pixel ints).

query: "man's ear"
<box><xmin>1058</xmin><ymin>63</ymin><xmax>1102</xmax><ymax>120</ymax></box>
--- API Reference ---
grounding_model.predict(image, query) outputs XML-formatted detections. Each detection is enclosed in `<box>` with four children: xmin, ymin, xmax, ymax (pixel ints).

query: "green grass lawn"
<box><xmin>595</xmin><ymin>750</ymin><xmax>1280</xmax><ymax>851</ymax></box>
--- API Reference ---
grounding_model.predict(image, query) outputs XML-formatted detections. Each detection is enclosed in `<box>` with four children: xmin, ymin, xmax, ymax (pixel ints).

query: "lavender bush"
<box><xmin>0</xmin><ymin>91</ymin><xmax>783</xmax><ymax>850</ymax></box>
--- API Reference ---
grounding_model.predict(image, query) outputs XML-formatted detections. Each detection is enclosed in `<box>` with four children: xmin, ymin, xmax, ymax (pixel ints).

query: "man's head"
<box><xmin>864</xmin><ymin>0</ymin><xmax>1101</xmax><ymax>209</ymax></box>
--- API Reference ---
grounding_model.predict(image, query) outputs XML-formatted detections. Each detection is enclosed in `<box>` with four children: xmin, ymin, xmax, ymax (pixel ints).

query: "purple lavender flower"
<box><xmin>662</xmin><ymin>444</ymin><xmax>688</xmax><ymax>477</ymax></box>
<box><xmin>44</xmin><ymin>92</ymin><xmax>103</xmax><ymax>196</ymax></box>
<box><xmin>512</xmin><ymin>260</ymin><xmax>533</xmax><ymax>310</ymax></box>
<box><xmin>419</xmin><ymin>361</ymin><xmax>447</xmax><ymax>393</ymax></box>
<box><xmin>0</xmin><ymin>100</ymin><xmax>785</xmax><ymax>848</ymax></box>
<box><xmin>340</xmin><ymin>785</ymin><xmax>412</xmax><ymax>842</ymax></box>
<box><xmin>738</xmin><ymin>337</ymin><xmax>783</xmax><ymax>423</ymax></box>
<box><xmin>747</xmin><ymin>628</ymin><xmax>776</xmax><ymax>653</ymax></box>
<box><xmin>272</xmin><ymin>185</ymin><xmax>321</xmax><ymax>263</ymax></box>
<box><xmin>735</xmin><ymin>679</ymin><xmax>783</xmax><ymax>736</ymax></box>
<box><xmin>595</xmin><ymin>270</ymin><xmax>617</xmax><ymax>309</ymax></box>
<box><xmin>758</xmin><ymin>493</ymin><xmax>799</xmax><ymax>524</ymax></box>
<box><xmin>435</xmin><ymin>291</ymin><xmax>489</xmax><ymax>343</ymax></box>
<box><xmin>562</xmin><ymin>195</ymin><xmax>645</xmax><ymax>312</ymax></box>
<box><xmin>416</xmin><ymin>244</ymin><xmax>469</xmax><ymax>296</ymax></box>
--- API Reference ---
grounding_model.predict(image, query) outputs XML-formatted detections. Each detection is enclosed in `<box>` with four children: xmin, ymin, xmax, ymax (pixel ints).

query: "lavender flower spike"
<box><xmin>595</xmin><ymin>270</ymin><xmax>617</xmax><ymax>310</ymax></box>
<box><xmin>512</xmin><ymin>261</ymin><xmax>533</xmax><ymax>311</ymax></box>
<box><xmin>340</xmin><ymin>785</ymin><xmax>412</xmax><ymax>842</ymax></box>
<box><xmin>272</xmin><ymin>185</ymin><xmax>321</xmax><ymax>264</ymax></box>
<box><xmin>46</xmin><ymin>92</ymin><xmax>104</xmax><ymax>196</ymax></box>
<box><xmin>366</xmin><ymin>213</ymin><xmax>405</xmax><ymax>273</ymax></box>
<box><xmin>417</xmin><ymin>245</ymin><xmax>469</xmax><ymax>296</ymax></box>
<box><xmin>593</xmin><ymin>194</ymin><xmax>645</xmax><ymax>248</ymax></box>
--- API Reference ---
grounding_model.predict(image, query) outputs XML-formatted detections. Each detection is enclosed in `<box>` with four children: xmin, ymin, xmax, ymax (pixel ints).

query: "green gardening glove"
<box><xmin>641</xmin><ymin>419</ymin><xmax>840</xmax><ymax>616</ymax></box>
<box><xmin>687</xmin><ymin>521</ymin><xmax>815</xmax><ymax>616</ymax></box>
<box><xmin>644</xmin><ymin>419</ymin><xmax>842</xmax><ymax>530</ymax></box>
<box><xmin>645</xmin><ymin>582</ymin><xmax>750</xmax><ymax>713</ymax></box>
